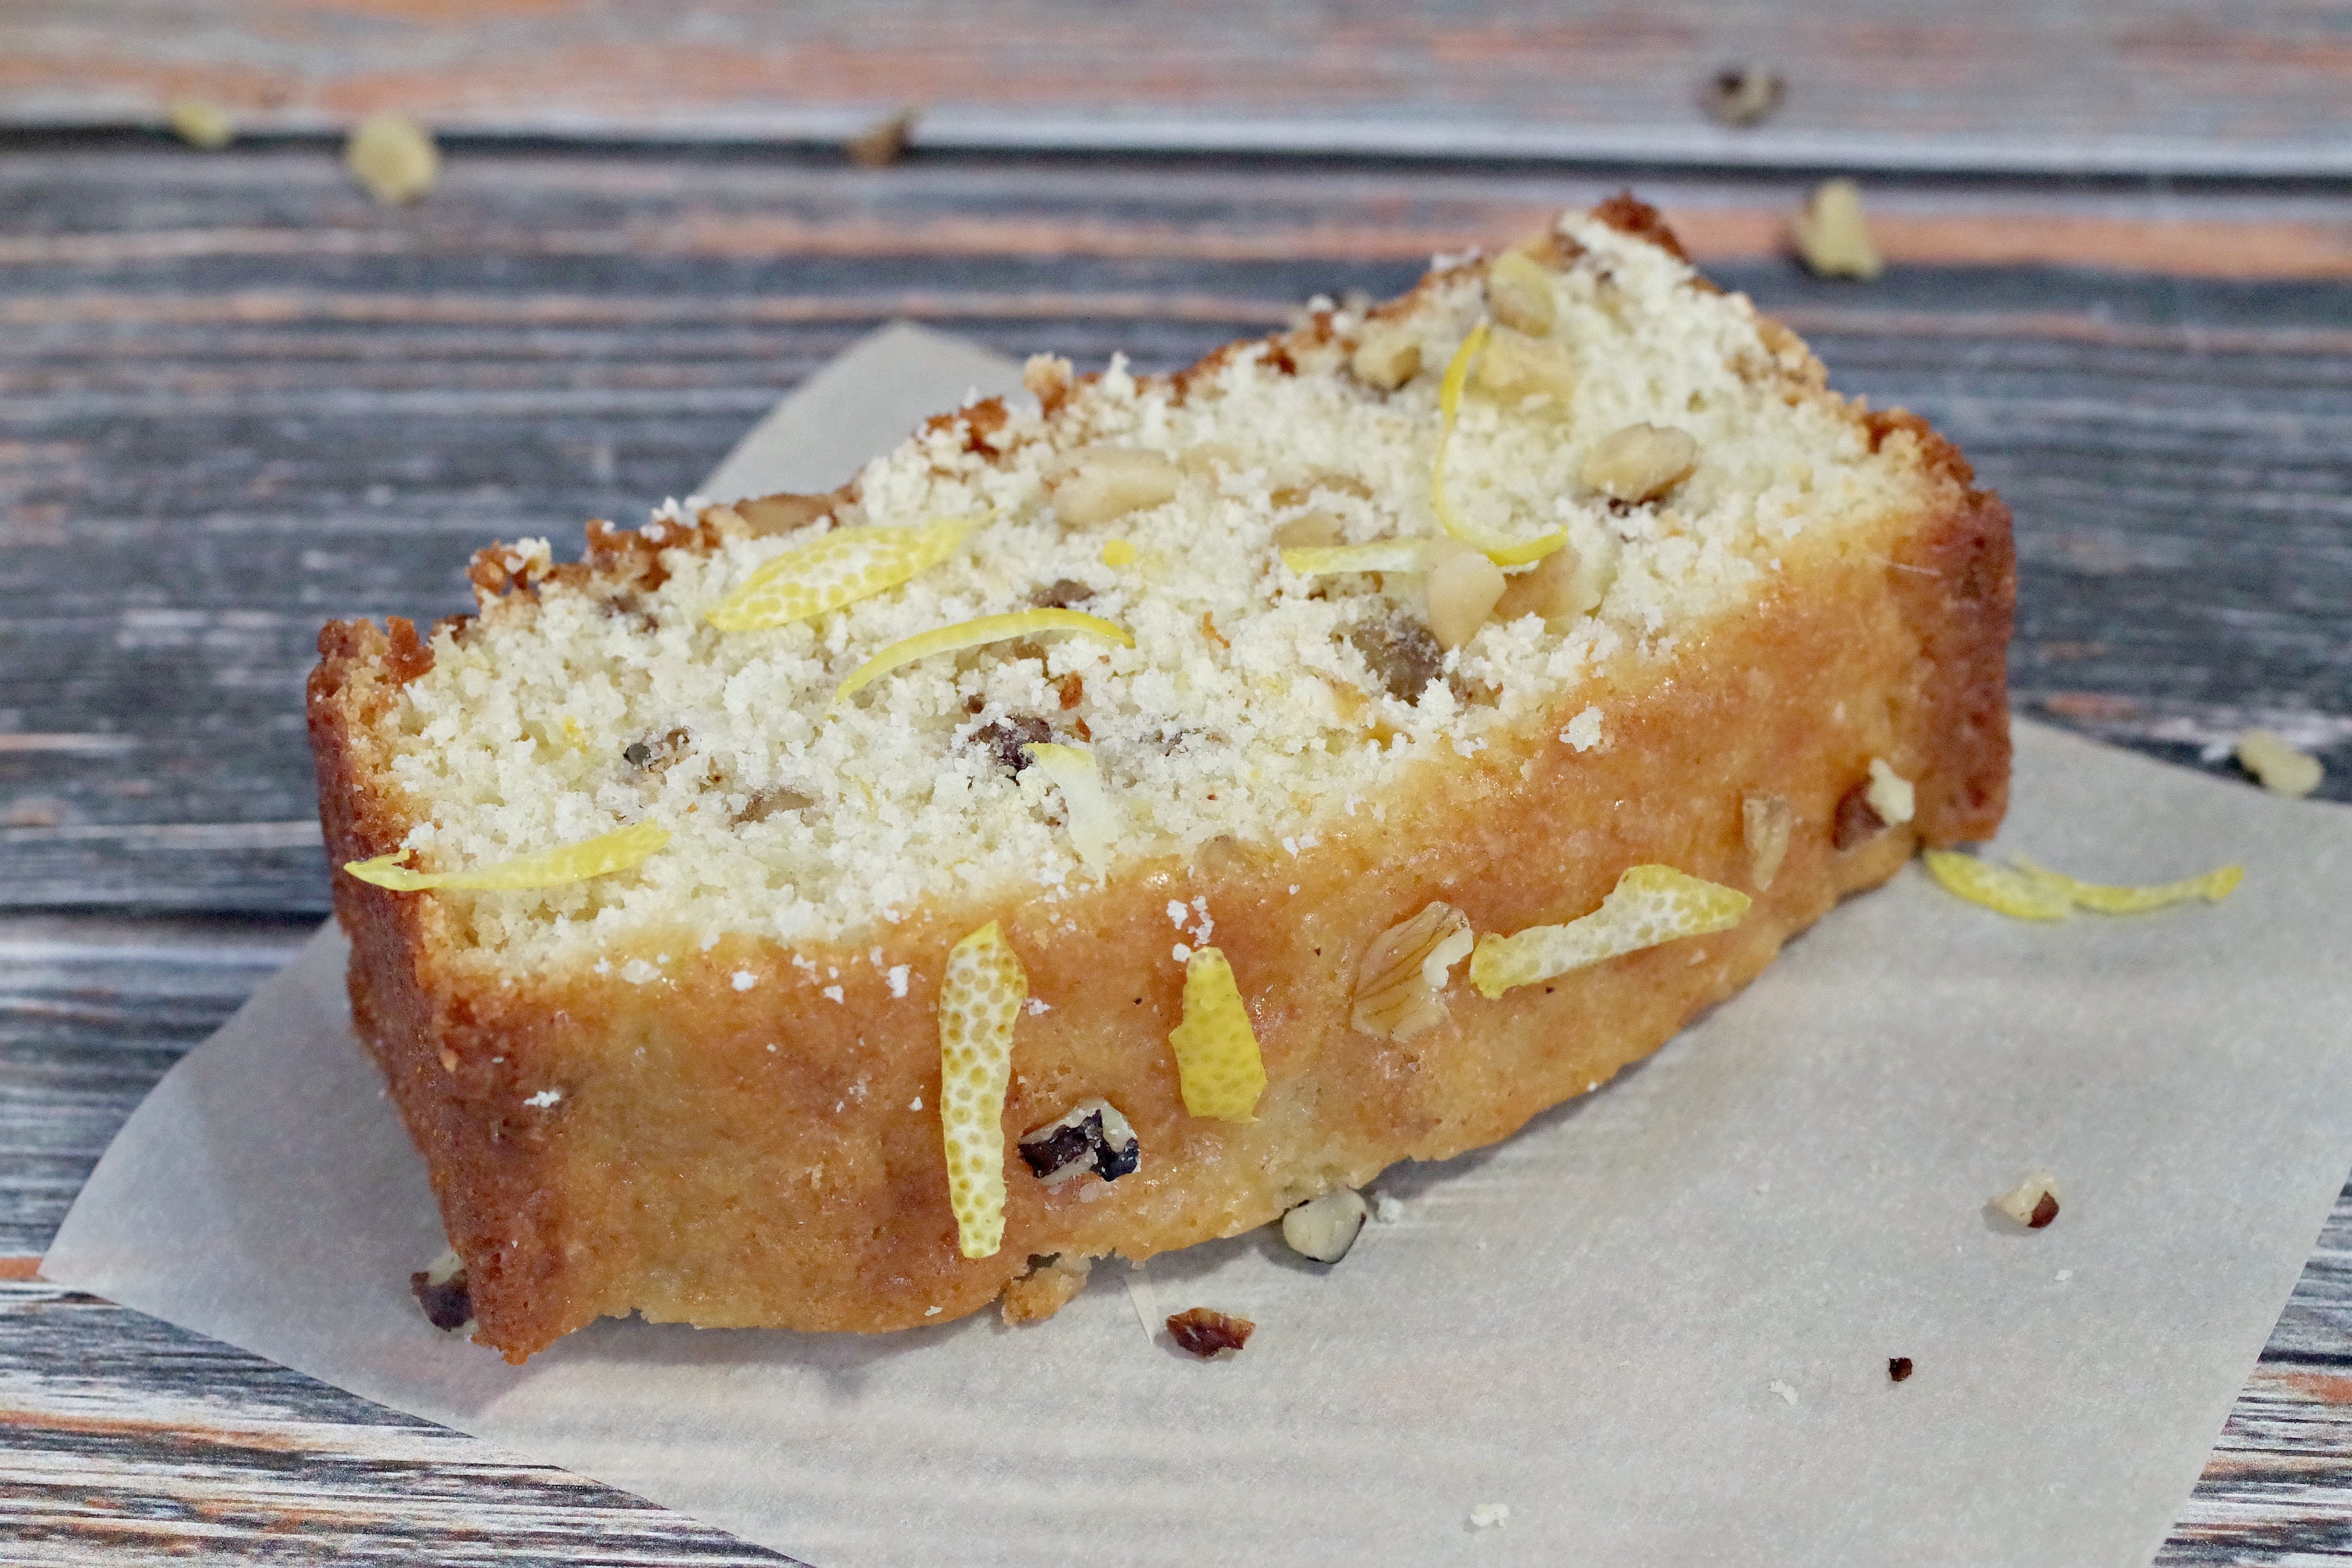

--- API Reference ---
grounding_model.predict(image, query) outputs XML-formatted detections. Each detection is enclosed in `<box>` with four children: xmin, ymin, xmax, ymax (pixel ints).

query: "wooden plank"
<box><xmin>4</xmin><ymin>145</ymin><xmax>2348</xmax><ymax>911</ymax></box>
<box><xmin>11</xmin><ymin>1</ymin><xmax>2352</xmax><ymax>176</ymax></box>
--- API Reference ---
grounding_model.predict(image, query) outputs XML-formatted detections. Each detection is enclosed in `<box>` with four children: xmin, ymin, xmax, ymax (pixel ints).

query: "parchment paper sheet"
<box><xmin>45</xmin><ymin>325</ymin><xmax>2352</xmax><ymax>1568</ymax></box>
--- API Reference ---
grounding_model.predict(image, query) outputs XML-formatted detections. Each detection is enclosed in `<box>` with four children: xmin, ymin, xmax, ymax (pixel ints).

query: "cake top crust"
<box><xmin>357</xmin><ymin>203</ymin><xmax>1944</xmax><ymax>965</ymax></box>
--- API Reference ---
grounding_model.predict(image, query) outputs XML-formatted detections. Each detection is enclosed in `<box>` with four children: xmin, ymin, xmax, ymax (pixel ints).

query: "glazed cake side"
<box><xmin>309</xmin><ymin>198</ymin><xmax>2013</xmax><ymax>1360</ymax></box>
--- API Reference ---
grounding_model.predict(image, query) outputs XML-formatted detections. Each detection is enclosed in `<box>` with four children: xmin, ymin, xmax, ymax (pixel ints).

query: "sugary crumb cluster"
<box><xmin>380</xmin><ymin>213</ymin><xmax>1929</xmax><ymax>964</ymax></box>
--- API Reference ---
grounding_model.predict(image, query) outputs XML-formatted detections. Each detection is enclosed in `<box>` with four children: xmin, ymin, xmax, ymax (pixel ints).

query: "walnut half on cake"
<box><xmin>310</xmin><ymin>196</ymin><xmax>2012</xmax><ymax>1362</ymax></box>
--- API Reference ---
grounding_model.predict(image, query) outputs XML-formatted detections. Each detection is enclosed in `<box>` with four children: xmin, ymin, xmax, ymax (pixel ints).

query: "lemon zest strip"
<box><xmin>1433</xmin><ymin>320</ymin><xmax>1569</xmax><ymax>569</ymax></box>
<box><xmin>1020</xmin><ymin>742</ymin><xmax>1120</xmax><ymax>872</ymax></box>
<box><xmin>1469</xmin><ymin>864</ymin><xmax>1750</xmax><ymax>999</ymax></box>
<box><xmin>707</xmin><ymin>515</ymin><xmax>982</xmax><ymax>632</ymax></box>
<box><xmin>1279</xmin><ymin>539</ymin><xmax>1433</xmax><ymax>576</ymax></box>
<box><xmin>1920</xmin><ymin>851</ymin><xmax>2072</xmax><ymax>920</ymax></box>
<box><xmin>831</xmin><ymin>609</ymin><xmax>1134</xmax><ymax>707</ymax></box>
<box><xmin>939</xmin><ymin>921</ymin><xmax>1026</xmax><ymax>1260</ymax></box>
<box><xmin>2013</xmin><ymin>855</ymin><xmax>2244</xmax><ymax>912</ymax></box>
<box><xmin>1168</xmin><ymin>946</ymin><xmax>1267</xmax><ymax>1121</ymax></box>
<box><xmin>342</xmin><ymin>822</ymin><xmax>670</xmax><ymax>892</ymax></box>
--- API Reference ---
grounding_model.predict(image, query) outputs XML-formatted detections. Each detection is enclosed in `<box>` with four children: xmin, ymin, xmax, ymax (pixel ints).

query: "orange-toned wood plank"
<box><xmin>10</xmin><ymin>0</ymin><xmax>2352</xmax><ymax>175</ymax></box>
<box><xmin>0</xmin><ymin>1257</ymin><xmax>41</xmax><ymax>1280</ymax></box>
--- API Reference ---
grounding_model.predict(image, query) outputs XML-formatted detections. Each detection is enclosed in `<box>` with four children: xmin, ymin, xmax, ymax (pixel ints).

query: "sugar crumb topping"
<box><xmin>380</xmin><ymin>216</ymin><xmax>1932</xmax><ymax>963</ymax></box>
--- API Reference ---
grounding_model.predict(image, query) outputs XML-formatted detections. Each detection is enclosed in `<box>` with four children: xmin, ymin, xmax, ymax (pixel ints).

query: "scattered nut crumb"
<box><xmin>1494</xmin><ymin>542</ymin><xmax>1600</xmax><ymax>625</ymax></box>
<box><xmin>1742</xmin><ymin>792</ymin><xmax>1794</xmax><ymax>890</ymax></box>
<box><xmin>1888</xmin><ymin>1355</ymin><xmax>1914</xmax><ymax>1383</ymax></box>
<box><xmin>1579</xmin><ymin>423</ymin><xmax>1699</xmax><ymax>503</ymax></box>
<box><xmin>409</xmin><ymin>1248</ymin><xmax>473</xmax><ymax>1333</ymax></box>
<box><xmin>1832</xmin><ymin>780</ymin><xmax>1888</xmax><ymax>849</ymax></box>
<box><xmin>2236</xmin><ymin>729</ymin><xmax>2324</xmax><ymax>798</ymax></box>
<box><xmin>1001</xmin><ymin>1253</ymin><xmax>1092</xmax><ymax>1323</ymax></box>
<box><xmin>1469</xmin><ymin>1502</ymin><xmax>1511</xmax><ymax>1530</ymax></box>
<box><xmin>1992</xmin><ymin>1170</ymin><xmax>2062</xmax><ymax>1229</ymax></box>
<box><xmin>345</xmin><ymin>114</ymin><xmax>439</xmax><ymax>206</ymax></box>
<box><xmin>1486</xmin><ymin>250</ymin><xmax>1557</xmax><ymax>337</ymax></box>
<box><xmin>1350</xmin><ymin>327</ymin><xmax>1422</xmax><ymax>391</ymax></box>
<box><xmin>167</xmin><ymin>97</ymin><xmax>235</xmax><ymax>150</ymax></box>
<box><xmin>1705</xmin><ymin>66</ymin><xmax>1784</xmax><ymax>127</ymax></box>
<box><xmin>1423</xmin><ymin>538</ymin><xmax>1508</xmax><ymax>651</ymax></box>
<box><xmin>1048</xmin><ymin>445</ymin><xmax>1180</xmax><ymax>527</ymax></box>
<box><xmin>1166</xmin><ymin>1306</ymin><xmax>1255</xmax><ymax>1358</ymax></box>
<box><xmin>1865</xmin><ymin>758</ymin><xmax>1916</xmax><ymax>826</ymax></box>
<box><xmin>1352</xmin><ymin>901</ymin><xmax>1474</xmax><ymax>1041</ymax></box>
<box><xmin>1280</xmin><ymin>1188</ymin><xmax>1370</xmax><ymax>1263</ymax></box>
<box><xmin>1472</xmin><ymin>328</ymin><xmax>1577</xmax><ymax>403</ymax></box>
<box><xmin>846</xmin><ymin>106</ymin><xmax>919</xmax><ymax>167</ymax></box>
<box><xmin>1791</xmin><ymin>178</ymin><xmax>1884</xmax><ymax>280</ymax></box>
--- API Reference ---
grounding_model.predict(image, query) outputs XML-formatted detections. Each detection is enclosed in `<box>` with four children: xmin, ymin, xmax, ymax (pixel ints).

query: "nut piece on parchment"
<box><xmin>167</xmin><ymin>97</ymin><xmax>235</xmax><ymax>150</ymax></box>
<box><xmin>847</xmin><ymin>106</ymin><xmax>919</xmax><ymax>167</ymax></box>
<box><xmin>346</xmin><ymin>115</ymin><xmax>440</xmax><ymax>206</ymax></box>
<box><xmin>1351</xmin><ymin>900</ymin><xmax>1475</xmax><ymax>1041</ymax></box>
<box><xmin>1791</xmin><ymin>178</ymin><xmax>1884</xmax><ymax>281</ymax></box>
<box><xmin>410</xmin><ymin>1247</ymin><xmax>474</xmax><ymax>1333</ymax></box>
<box><xmin>1281</xmin><ymin>1189</ymin><xmax>1370</xmax><ymax>1263</ymax></box>
<box><xmin>2236</xmin><ymin>729</ymin><xmax>2324</xmax><ymax>798</ymax></box>
<box><xmin>1990</xmin><ymin>1170</ymin><xmax>2062</xmax><ymax>1229</ymax></box>
<box><xmin>1579</xmin><ymin>423</ymin><xmax>1699</xmax><ymax>504</ymax></box>
<box><xmin>1705</xmin><ymin>66</ymin><xmax>1785</xmax><ymax>128</ymax></box>
<box><xmin>1888</xmin><ymin>1355</ymin><xmax>1915</xmax><ymax>1383</ymax></box>
<box><xmin>1165</xmin><ymin>1306</ymin><xmax>1255</xmax><ymax>1358</ymax></box>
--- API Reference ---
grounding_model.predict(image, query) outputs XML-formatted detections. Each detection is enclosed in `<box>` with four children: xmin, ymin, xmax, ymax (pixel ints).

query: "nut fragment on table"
<box><xmin>1281</xmin><ymin>1188</ymin><xmax>1369</xmax><ymax>1263</ymax></box>
<box><xmin>1888</xmin><ymin>1355</ymin><xmax>1915</xmax><ymax>1382</ymax></box>
<box><xmin>167</xmin><ymin>97</ymin><xmax>235</xmax><ymax>150</ymax></box>
<box><xmin>1579</xmin><ymin>423</ymin><xmax>1699</xmax><ymax>503</ymax></box>
<box><xmin>1832</xmin><ymin>778</ymin><xmax>1889</xmax><ymax>850</ymax></box>
<box><xmin>1791</xmin><ymin>179</ymin><xmax>1884</xmax><ymax>281</ymax></box>
<box><xmin>345</xmin><ymin>114</ymin><xmax>440</xmax><ymax>206</ymax></box>
<box><xmin>1991</xmin><ymin>1170</ymin><xmax>2062</xmax><ymax>1229</ymax></box>
<box><xmin>1705</xmin><ymin>66</ymin><xmax>1786</xmax><ymax>127</ymax></box>
<box><xmin>846</xmin><ymin>106</ymin><xmax>919</xmax><ymax>167</ymax></box>
<box><xmin>2236</xmin><ymin>729</ymin><xmax>2324</xmax><ymax>798</ymax></box>
<box><xmin>1165</xmin><ymin>1306</ymin><xmax>1255</xmax><ymax>1358</ymax></box>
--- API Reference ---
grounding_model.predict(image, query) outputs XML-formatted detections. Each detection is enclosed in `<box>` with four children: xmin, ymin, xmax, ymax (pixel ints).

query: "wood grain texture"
<box><xmin>1</xmin><ymin>146</ymin><xmax>2346</xmax><ymax>912</ymax></box>
<box><xmin>11</xmin><ymin>0</ymin><xmax>2352</xmax><ymax>175</ymax></box>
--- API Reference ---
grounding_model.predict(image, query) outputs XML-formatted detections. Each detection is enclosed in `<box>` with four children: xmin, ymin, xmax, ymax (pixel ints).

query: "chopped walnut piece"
<box><xmin>1029</xmin><ymin>578</ymin><xmax>1095</xmax><ymax>610</ymax></box>
<box><xmin>1273</xmin><ymin>510</ymin><xmax>1344</xmax><ymax>550</ymax></box>
<box><xmin>734</xmin><ymin>786</ymin><xmax>815</xmax><ymax>825</ymax></box>
<box><xmin>1056</xmin><ymin>672</ymin><xmax>1085</xmax><ymax>710</ymax></box>
<box><xmin>1017</xmin><ymin>1097</ymin><xmax>1140</xmax><ymax>1187</ymax></box>
<box><xmin>1706</xmin><ymin>65</ymin><xmax>1785</xmax><ymax>127</ymax></box>
<box><xmin>1424</xmin><ymin>539</ymin><xmax>1508</xmax><ymax>651</ymax></box>
<box><xmin>1473</xmin><ymin>328</ymin><xmax>1577</xmax><ymax>403</ymax></box>
<box><xmin>1486</xmin><ymin>250</ymin><xmax>1558</xmax><ymax>337</ymax></box>
<box><xmin>1352</xmin><ymin>900</ymin><xmax>1474</xmax><ymax>1041</ymax></box>
<box><xmin>2236</xmin><ymin>729</ymin><xmax>2324</xmax><ymax>798</ymax></box>
<box><xmin>1580</xmin><ymin>423</ymin><xmax>1699</xmax><ymax>503</ymax></box>
<box><xmin>1345</xmin><ymin>618</ymin><xmax>1446</xmax><ymax>704</ymax></box>
<box><xmin>1888</xmin><ymin>1356</ymin><xmax>1914</xmax><ymax>1383</ymax></box>
<box><xmin>1166</xmin><ymin>1306</ymin><xmax>1255</xmax><ymax>1358</ymax></box>
<box><xmin>1350</xmin><ymin>327</ymin><xmax>1423</xmax><ymax>391</ymax></box>
<box><xmin>1022</xmin><ymin>354</ymin><xmax>1075</xmax><ymax>414</ymax></box>
<box><xmin>1742</xmin><ymin>792</ymin><xmax>1795</xmax><ymax>890</ymax></box>
<box><xmin>1493</xmin><ymin>542</ymin><xmax>1598</xmax><ymax>625</ymax></box>
<box><xmin>965</xmin><ymin>715</ymin><xmax>1053</xmax><ymax>775</ymax></box>
<box><xmin>1281</xmin><ymin>1189</ymin><xmax>1369</xmax><ymax>1263</ymax></box>
<box><xmin>1832</xmin><ymin>780</ymin><xmax>1888</xmax><ymax>849</ymax></box>
<box><xmin>1991</xmin><ymin>1170</ymin><xmax>2062</xmax><ymax>1229</ymax></box>
<box><xmin>409</xmin><ymin>1248</ymin><xmax>472</xmax><ymax>1333</ymax></box>
<box><xmin>1048</xmin><ymin>445</ymin><xmax>1180</xmax><ymax>527</ymax></box>
<box><xmin>1001</xmin><ymin>1253</ymin><xmax>1093</xmax><ymax>1324</ymax></box>
<box><xmin>1792</xmin><ymin>179</ymin><xmax>1885</xmax><ymax>281</ymax></box>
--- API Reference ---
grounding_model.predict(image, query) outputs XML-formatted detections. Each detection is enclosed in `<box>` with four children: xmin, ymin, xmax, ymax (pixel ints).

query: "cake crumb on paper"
<box><xmin>1769</xmin><ymin>1379</ymin><xmax>1799</xmax><ymax>1406</ymax></box>
<box><xmin>1374</xmin><ymin>1193</ymin><xmax>1404</xmax><ymax>1223</ymax></box>
<box><xmin>1469</xmin><ymin>1502</ymin><xmax>1511</xmax><ymax>1530</ymax></box>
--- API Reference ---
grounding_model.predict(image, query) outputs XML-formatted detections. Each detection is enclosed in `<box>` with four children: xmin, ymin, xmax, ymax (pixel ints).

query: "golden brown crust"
<box><xmin>309</xmin><ymin>200</ymin><xmax>2015</xmax><ymax>1360</ymax></box>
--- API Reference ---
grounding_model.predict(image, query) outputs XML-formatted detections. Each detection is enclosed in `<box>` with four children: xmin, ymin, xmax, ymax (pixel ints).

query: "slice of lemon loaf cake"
<box><xmin>311</xmin><ymin>195</ymin><xmax>2012</xmax><ymax>1360</ymax></box>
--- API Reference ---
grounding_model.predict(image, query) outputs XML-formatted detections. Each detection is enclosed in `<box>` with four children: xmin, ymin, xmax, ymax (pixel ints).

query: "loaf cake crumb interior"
<box><xmin>380</xmin><ymin>211</ymin><xmax>1937</xmax><ymax>966</ymax></box>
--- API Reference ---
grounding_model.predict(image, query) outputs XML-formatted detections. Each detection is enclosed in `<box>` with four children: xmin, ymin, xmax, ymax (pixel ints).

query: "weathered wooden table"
<box><xmin>4</xmin><ymin>4</ymin><xmax>2352</xmax><ymax>1560</ymax></box>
